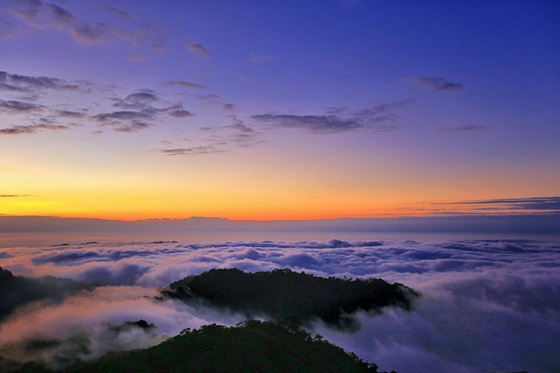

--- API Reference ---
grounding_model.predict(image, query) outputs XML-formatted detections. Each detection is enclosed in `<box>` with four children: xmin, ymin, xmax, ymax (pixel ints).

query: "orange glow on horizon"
<box><xmin>0</xmin><ymin>195</ymin><xmax>482</xmax><ymax>222</ymax></box>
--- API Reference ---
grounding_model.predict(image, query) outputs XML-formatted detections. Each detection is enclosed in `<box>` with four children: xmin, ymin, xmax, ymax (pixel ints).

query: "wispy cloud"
<box><xmin>93</xmin><ymin>111</ymin><xmax>152</xmax><ymax>133</ymax></box>
<box><xmin>0</xmin><ymin>72</ymin><xmax>94</xmax><ymax>135</ymax></box>
<box><xmin>252</xmin><ymin>114</ymin><xmax>364</xmax><ymax>134</ymax></box>
<box><xmin>248</xmin><ymin>54</ymin><xmax>277</xmax><ymax>64</ymax></box>
<box><xmin>70</xmin><ymin>22</ymin><xmax>111</xmax><ymax>44</ymax></box>
<box><xmin>252</xmin><ymin>100</ymin><xmax>415</xmax><ymax>134</ymax></box>
<box><xmin>162</xmin><ymin>145</ymin><xmax>225</xmax><ymax>156</ymax></box>
<box><xmin>162</xmin><ymin>116</ymin><xmax>263</xmax><ymax>156</ymax></box>
<box><xmin>99</xmin><ymin>4</ymin><xmax>136</xmax><ymax>19</ymax></box>
<box><xmin>0</xmin><ymin>123</ymin><xmax>74</xmax><ymax>135</ymax></box>
<box><xmin>163</xmin><ymin>80</ymin><xmax>207</xmax><ymax>89</ymax></box>
<box><xmin>437</xmin><ymin>196</ymin><xmax>560</xmax><ymax>214</ymax></box>
<box><xmin>187</xmin><ymin>43</ymin><xmax>209</xmax><ymax>57</ymax></box>
<box><xmin>193</xmin><ymin>93</ymin><xmax>237</xmax><ymax>114</ymax></box>
<box><xmin>167</xmin><ymin>109</ymin><xmax>194</xmax><ymax>118</ymax></box>
<box><xmin>7</xmin><ymin>0</ymin><xmax>170</xmax><ymax>50</ymax></box>
<box><xmin>408</xmin><ymin>76</ymin><xmax>464</xmax><ymax>92</ymax></box>
<box><xmin>94</xmin><ymin>90</ymin><xmax>195</xmax><ymax>132</ymax></box>
<box><xmin>194</xmin><ymin>94</ymin><xmax>221</xmax><ymax>104</ymax></box>
<box><xmin>0</xmin><ymin>71</ymin><xmax>81</xmax><ymax>92</ymax></box>
<box><xmin>129</xmin><ymin>54</ymin><xmax>146</xmax><ymax>63</ymax></box>
<box><xmin>440</xmin><ymin>125</ymin><xmax>488</xmax><ymax>131</ymax></box>
<box><xmin>10</xmin><ymin>1</ymin><xmax>76</xmax><ymax>29</ymax></box>
<box><xmin>0</xmin><ymin>99</ymin><xmax>43</xmax><ymax>113</ymax></box>
<box><xmin>94</xmin><ymin>110</ymin><xmax>153</xmax><ymax>122</ymax></box>
<box><xmin>112</xmin><ymin>121</ymin><xmax>151</xmax><ymax>133</ymax></box>
<box><xmin>0</xmin><ymin>71</ymin><xmax>196</xmax><ymax>136</ymax></box>
<box><xmin>0</xmin><ymin>20</ymin><xmax>26</xmax><ymax>40</ymax></box>
<box><xmin>112</xmin><ymin>90</ymin><xmax>159</xmax><ymax>110</ymax></box>
<box><xmin>210</xmin><ymin>118</ymin><xmax>264</xmax><ymax>148</ymax></box>
<box><xmin>57</xmin><ymin>110</ymin><xmax>88</xmax><ymax>119</ymax></box>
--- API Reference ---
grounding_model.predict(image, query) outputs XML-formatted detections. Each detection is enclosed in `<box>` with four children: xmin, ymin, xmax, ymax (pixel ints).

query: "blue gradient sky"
<box><xmin>1</xmin><ymin>0</ymin><xmax>559</xmax><ymax>219</ymax></box>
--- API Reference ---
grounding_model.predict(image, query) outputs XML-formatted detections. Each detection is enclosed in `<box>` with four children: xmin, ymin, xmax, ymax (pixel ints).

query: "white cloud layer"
<box><xmin>1</xmin><ymin>238</ymin><xmax>559</xmax><ymax>372</ymax></box>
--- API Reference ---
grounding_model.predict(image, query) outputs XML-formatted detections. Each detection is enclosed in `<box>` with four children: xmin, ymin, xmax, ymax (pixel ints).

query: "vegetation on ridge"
<box><xmin>68</xmin><ymin>320</ymin><xmax>392</xmax><ymax>373</ymax></box>
<box><xmin>0</xmin><ymin>267</ymin><xmax>86</xmax><ymax>322</ymax></box>
<box><xmin>163</xmin><ymin>268</ymin><xmax>420</xmax><ymax>330</ymax></box>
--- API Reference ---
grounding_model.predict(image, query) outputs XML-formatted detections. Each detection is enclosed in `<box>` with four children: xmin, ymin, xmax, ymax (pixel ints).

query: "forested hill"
<box><xmin>163</xmin><ymin>268</ymin><xmax>420</xmax><ymax>329</ymax></box>
<box><xmin>0</xmin><ymin>267</ymin><xmax>85</xmax><ymax>322</ymax></box>
<box><xmin>68</xmin><ymin>320</ymin><xmax>389</xmax><ymax>373</ymax></box>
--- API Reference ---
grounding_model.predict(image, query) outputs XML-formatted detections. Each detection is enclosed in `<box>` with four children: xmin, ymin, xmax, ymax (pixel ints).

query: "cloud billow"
<box><xmin>0</xmin><ymin>237</ymin><xmax>559</xmax><ymax>372</ymax></box>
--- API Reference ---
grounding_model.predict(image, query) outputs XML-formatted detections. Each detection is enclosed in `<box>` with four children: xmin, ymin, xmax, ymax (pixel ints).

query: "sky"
<box><xmin>1</xmin><ymin>0</ymin><xmax>559</xmax><ymax>220</ymax></box>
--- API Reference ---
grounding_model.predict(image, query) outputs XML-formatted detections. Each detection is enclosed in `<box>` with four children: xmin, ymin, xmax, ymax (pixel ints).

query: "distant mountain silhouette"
<box><xmin>2</xmin><ymin>214</ymin><xmax>560</xmax><ymax>235</ymax></box>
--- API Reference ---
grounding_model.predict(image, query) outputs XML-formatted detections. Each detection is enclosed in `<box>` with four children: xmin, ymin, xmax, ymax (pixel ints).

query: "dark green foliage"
<box><xmin>69</xmin><ymin>320</ymin><xmax>384</xmax><ymax>373</ymax></box>
<box><xmin>1</xmin><ymin>360</ymin><xmax>55</xmax><ymax>373</ymax></box>
<box><xmin>164</xmin><ymin>268</ymin><xmax>419</xmax><ymax>329</ymax></box>
<box><xmin>0</xmin><ymin>267</ymin><xmax>87</xmax><ymax>322</ymax></box>
<box><xmin>107</xmin><ymin>319</ymin><xmax>156</xmax><ymax>333</ymax></box>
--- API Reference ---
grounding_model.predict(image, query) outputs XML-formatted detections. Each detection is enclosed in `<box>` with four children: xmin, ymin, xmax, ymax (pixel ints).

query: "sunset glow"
<box><xmin>1</xmin><ymin>0</ymin><xmax>558</xmax><ymax>221</ymax></box>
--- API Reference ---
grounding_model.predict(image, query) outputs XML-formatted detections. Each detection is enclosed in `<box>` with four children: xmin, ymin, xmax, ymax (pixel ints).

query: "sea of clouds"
<box><xmin>1</xmin><ymin>238</ymin><xmax>559</xmax><ymax>372</ymax></box>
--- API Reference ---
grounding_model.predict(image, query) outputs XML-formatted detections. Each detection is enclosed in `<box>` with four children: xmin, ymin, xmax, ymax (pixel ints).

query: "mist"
<box><xmin>1</xmin><ymin>237</ymin><xmax>559</xmax><ymax>372</ymax></box>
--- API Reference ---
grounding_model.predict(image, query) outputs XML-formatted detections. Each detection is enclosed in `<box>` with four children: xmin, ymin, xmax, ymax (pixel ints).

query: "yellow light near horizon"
<box><xmin>0</xmin><ymin>182</ymin><xmax>435</xmax><ymax>221</ymax></box>
<box><xmin>0</xmin><ymin>197</ymin><xmax>57</xmax><ymax>216</ymax></box>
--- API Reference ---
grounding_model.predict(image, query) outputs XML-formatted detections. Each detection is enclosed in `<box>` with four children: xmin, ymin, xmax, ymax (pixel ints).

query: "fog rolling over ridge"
<box><xmin>1</xmin><ymin>234</ymin><xmax>559</xmax><ymax>372</ymax></box>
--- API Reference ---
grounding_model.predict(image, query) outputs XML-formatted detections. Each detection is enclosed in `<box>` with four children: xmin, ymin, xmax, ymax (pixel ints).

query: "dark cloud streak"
<box><xmin>0</xmin><ymin>99</ymin><xmax>43</xmax><ymax>113</ymax></box>
<box><xmin>163</xmin><ymin>80</ymin><xmax>207</xmax><ymax>89</ymax></box>
<box><xmin>252</xmin><ymin>113</ymin><xmax>365</xmax><ymax>134</ymax></box>
<box><xmin>443</xmin><ymin>196</ymin><xmax>560</xmax><ymax>212</ymax></box>
<box><xmin>252</xmin><ymin>100</ymin><xmax>415</xmax><ymax>134</ymax></box>
<box><xmin>0</xmin><ymin>71</ymin><xmax>85</xmax><ymax>92</ymax></box>
<box><xmin>409</xmin><ymin>76</ymin><xmax>464</xmax><ymax>92</ymax></box>
<box><xmin>0</xmin><ymin>123</ymin><xmax>73</xmax><ymax>135</ymax></box>
<box><xmin>440</xmin><ymin>125</ymin><xmax>488</xmax><ymax>131</ymax></box>
<box><xmin>162</xmin><ymin>145</ymin><xmax>225</xmax><ymax>156</ymax></box>
<box><xmin>187</xmin><ymin>43</ymin><xmax>209</xmax><ymax>57</ymax></box>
